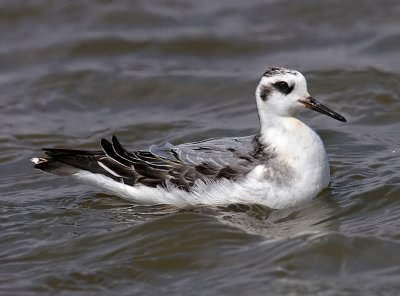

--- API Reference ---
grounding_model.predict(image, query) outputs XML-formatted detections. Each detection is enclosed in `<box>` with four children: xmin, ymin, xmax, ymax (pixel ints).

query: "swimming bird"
<box><xmin>32</xmin><ymin>67</ymin><xmax>346</xmax><ymax>209</ymax></box>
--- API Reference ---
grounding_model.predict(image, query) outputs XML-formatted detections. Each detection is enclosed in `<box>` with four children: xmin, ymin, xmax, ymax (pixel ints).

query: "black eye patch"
<box><xmin>273</xmin><ymin>81</ymin><xmax>294</xmax><ymax>95</ymax></box>
<box><xmin>259</xmin><ymin>85</ymin><xmax>272</xmax><ymax>101</ymax></box>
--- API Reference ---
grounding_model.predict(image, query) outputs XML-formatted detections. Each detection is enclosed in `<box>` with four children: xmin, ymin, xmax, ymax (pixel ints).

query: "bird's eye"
<box><xmin>273</xmin><ymin>81</ymin><xmax>294</xmax><ymax>95</ymax></box>
<box><xmin>274</xmin><ymin>81</ymin><xmax>289</xmax><ymax>91</ymax></box>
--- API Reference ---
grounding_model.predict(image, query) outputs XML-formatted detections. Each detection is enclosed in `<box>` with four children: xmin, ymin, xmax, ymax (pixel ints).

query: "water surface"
<box><xmin>1</xmin><ymin>1</ymin><xmax>400</xmax><ymax>295</ymax></box>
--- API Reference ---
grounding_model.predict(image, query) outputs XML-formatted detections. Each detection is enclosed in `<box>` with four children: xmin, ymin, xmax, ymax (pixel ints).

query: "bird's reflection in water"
<box><xmin>175</xmin><ymin>191</ymin><xmax>339</xmax><ymax>238</ymax></box>
<box><xmin>217</xmin><ymin>195</ymin><xmax>339</xmax><ymax>238</ymax></box>
<box><xmin>100</xmin><ymin>190</ymin><xmax>340</xmax><ymax>238</ymax></box>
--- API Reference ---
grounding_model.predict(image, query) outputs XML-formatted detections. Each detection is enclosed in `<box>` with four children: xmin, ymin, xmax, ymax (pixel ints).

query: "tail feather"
<box><xmin>31</xmin><ymin>157</ymin><xmax>80</xmax><ymax>176</ymax></box>
<box><xmin>32</xmin><ymin>148</ymin><xmax>116</xmax><ymax>179</ymax></box>
<box><xmin>32</xmin><ymin>146</ymin><xmax>138</xmax><ymax>185</ymax></box>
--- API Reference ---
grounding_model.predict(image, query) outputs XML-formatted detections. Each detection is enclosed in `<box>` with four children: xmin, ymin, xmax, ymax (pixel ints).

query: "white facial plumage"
<box><xmin>255</xmin><ymin>67</ymin><xmax>346</xmax><ymax>130</ymax></box>
<box><xmin>255</xmin><ymin>69</ymin><xmax>308</xmax><ymax>119</ymax></box>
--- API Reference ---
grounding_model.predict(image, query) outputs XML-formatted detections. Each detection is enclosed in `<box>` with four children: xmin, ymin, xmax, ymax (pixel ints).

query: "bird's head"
<box><xmin>255</xmin><ymin>67</ymin><xmax>346</xmax><ymax>122</ymax></box>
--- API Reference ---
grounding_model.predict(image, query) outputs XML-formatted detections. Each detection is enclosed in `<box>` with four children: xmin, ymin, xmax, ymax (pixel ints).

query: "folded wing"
<box><xmin>35</xmin><ymin>134</ymin><xmax>268</xmax><ymax>190</ymax></box>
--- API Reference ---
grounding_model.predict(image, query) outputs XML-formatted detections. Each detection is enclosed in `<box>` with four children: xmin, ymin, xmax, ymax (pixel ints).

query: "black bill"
<box><xmin>299</xmin><ymin>96</ymin><xmax>346</xmax><ymax>122</ymax></box>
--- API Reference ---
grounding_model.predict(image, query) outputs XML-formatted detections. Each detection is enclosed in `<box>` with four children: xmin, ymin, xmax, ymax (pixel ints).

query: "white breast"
<box><xmin>256</xmin><ymin>116</ymin><xmax>330</xmax><ymax>207</ymax></box>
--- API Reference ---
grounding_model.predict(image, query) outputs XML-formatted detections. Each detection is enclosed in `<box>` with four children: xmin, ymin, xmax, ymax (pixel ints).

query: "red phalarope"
<box><xmin>32</xmin><ymin>67</ymin><xmax>346</xmax><ymax>209</ymax></box>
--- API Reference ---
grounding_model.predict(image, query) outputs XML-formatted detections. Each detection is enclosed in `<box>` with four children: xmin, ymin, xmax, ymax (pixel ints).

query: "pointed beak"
<box><xmin>299</xmin><ymin>96</ymin><xmax>346</xmax><ymax>122</ymax></box>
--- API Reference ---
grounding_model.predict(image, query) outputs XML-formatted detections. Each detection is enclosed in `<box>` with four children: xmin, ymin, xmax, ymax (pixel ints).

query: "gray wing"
<box><xmin>37</xmin><ymin>135</ymin><xmax>269</xmax><ymax>190</ymax></box>
<box><xmin>104</xmin><ymin>135</ymin><xmax>268</xmax><ymax>189</ymax></box>
<box><xmin>169</xmin><ymin>135</ymin><xmax>265</xmax><ymax>172</ymax></box>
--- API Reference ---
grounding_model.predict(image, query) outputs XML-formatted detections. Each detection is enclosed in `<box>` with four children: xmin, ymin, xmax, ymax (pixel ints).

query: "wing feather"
<box><xmin>36</xmin><ymin>135</ymin><xmax>269</xmax><ymax>191</ymax></box>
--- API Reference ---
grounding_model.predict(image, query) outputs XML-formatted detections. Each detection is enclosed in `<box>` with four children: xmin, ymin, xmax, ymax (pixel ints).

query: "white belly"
<box><xmin>72</xmin><ymin>155</ymin><xmax>329</xmax><ymax>209</ymax></box>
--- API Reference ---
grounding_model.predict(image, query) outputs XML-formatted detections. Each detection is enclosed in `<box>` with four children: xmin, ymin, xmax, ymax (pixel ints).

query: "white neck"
<box><xmin>258</xmin><ymin>112</ymin><xmax>330</xmax><ymax>193</ymax></box>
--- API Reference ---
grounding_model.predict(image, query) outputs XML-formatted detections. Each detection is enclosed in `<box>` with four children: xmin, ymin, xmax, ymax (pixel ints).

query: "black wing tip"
<box><xmin>42</xmin><ymin>147</ymin><xmax>64</xmax><ymax>155</ymax></box>
<box><xmin>101</xmin><ymin>137</ymin><xmax>123</xmax><ymax>162</ymax></box>
<box><xmin>101</xmin><ymin>138</ymin><xmax>110</xmax><ymax>146</ymax></box>
<box><xmin>41</xmin><ymin>147</ymin><xmax>103</xmax><ymax>157</ymax></box>
<box><xmin>111</xmin><ymin>135</ymin><xmax>129</xmax><ymax>157</ymax></box>
<box><xmin>111</xmin><ymin>134</ymin><xmax>122</xmax><ymax>146</ymax></box>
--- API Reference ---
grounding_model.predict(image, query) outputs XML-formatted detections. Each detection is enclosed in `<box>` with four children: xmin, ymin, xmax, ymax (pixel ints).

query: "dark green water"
<box><xmin>1</xmin><ymin>1</ymin><xmax>400</xmax><ymax>295</ymax></box>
